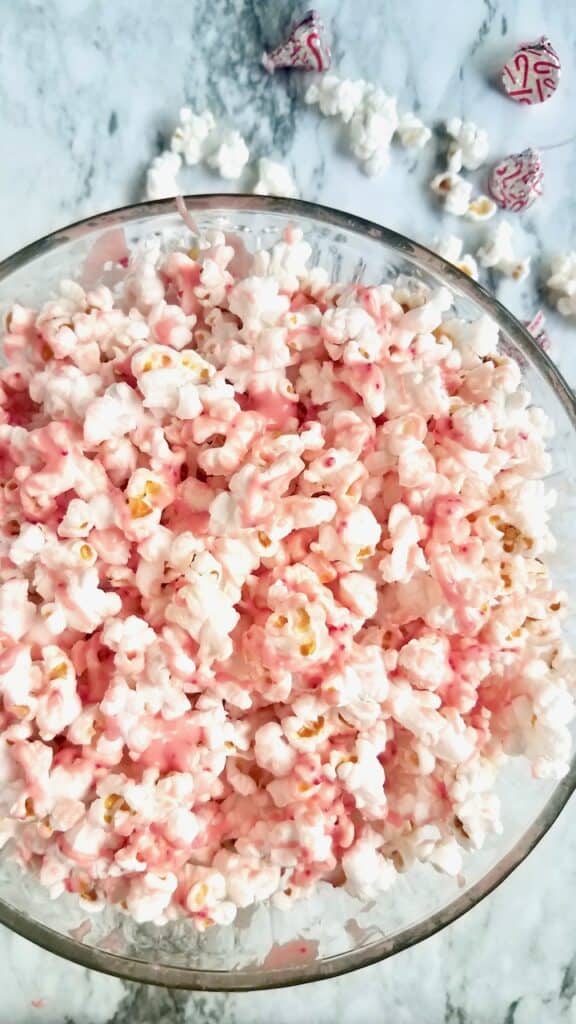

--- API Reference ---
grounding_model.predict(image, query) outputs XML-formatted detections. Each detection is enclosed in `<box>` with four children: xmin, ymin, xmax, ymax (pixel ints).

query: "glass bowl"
<box><xmin>0</xmin><ymin>195</ymin><xmax>575</xmax><ymax>991</ymax></box>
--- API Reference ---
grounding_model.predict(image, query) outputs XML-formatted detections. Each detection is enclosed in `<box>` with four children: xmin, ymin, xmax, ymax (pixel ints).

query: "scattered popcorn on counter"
<box><xmin>304</xmin><ymin>74</ymin><xmax>366</xmax><ymax>122</ymax></box>
<box><xmin>348</xmin><ymin>86</ymin><xmax>398</xmax><ymax>176</ymax></box>
<box><xmin>396</xmin><ymin>112</ymin><xmax>432</xmax><ymax>149</ymax></box>
<box><xmin>445</xmin><ymin>117</ymin><xmax>489</xmax><ymax>172</ymax></box>
<box><xmin>430</xmin><ymin>171</ymin><xmax>473</xmax><ymax>216</ymax></box>
<box><xmin>253</xmin><ymin>158</ymin><xmax>299</xmax><ymax>198</ymax></box>
<box><xmin>150</xmin><ymin>107</ymin><xmax>250</xmax><ymax>187</ymax></box>
<box><xmin>170</xmin><ymin>107</ymin><xmax>217</xmax><ymax>166</ymax></box>
<box><xmin>305</xmin><ymin>75</ymin><xmax>398</xmax><ymax>176</ymax></box>
<box><xmin>434</xmin><ymin>235</ymin><xmax>479</xmax><ymax>278</ymax></box>
<box><xmin>0</xmin><ymin>219</ymin><xmax>572</xmax><ymax>929</ymax></box>
<box><xmin>477</xmin><ymin>221</ymin><xmax>531</xmax><ymax>280</ymax></box>
<box><xmin>546</xmin><ymin>252</ymin><xmax>576</xmax><ymax>317</ymax></box>
<box><xmin>206</xmin><ymin>130</ymin><xmax>250</xmax><ymax>180</ymax></box>
<box><xmin>145</xmin><ymin>151</ymin><xmax>182</xmax><ymax>200</ymax></box>
<box><xmin>466</xmin><ymin>196</ymin><xmax>498</xmax><ymax>222</ymax></box>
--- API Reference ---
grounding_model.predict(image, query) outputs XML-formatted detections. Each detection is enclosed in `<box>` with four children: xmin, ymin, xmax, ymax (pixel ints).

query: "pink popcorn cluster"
<box><xmin>0</xmin><ymin>226</ymin><xmax>573</xmax><ymax>929</ymax></box>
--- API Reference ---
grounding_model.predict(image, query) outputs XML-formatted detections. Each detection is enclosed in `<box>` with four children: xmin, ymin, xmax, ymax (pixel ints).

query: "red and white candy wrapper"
<box><xmin>501</xmin><ymin>36</ymin><xmax>561</xmax><ymax>104</ymax></box>
<box><xmin>488</xmin><ymin>148</ymin><xmax>544</xmax><ymax>212</ymax></box>
<box><xmin>524</xmin><ymin>310</ymin><xmax>551</xmax><ymax>351</ymax></box>
<box><xmin>262</xmin><ymin>10</ymin><xmax>331</xmax><ymax>73</ymax></box>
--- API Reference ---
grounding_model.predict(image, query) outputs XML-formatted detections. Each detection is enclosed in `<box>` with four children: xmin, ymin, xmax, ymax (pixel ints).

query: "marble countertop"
<box><xmin>1</xmin><ymin>1</ymin><xmax>576</xmax><ymax>1021</ymax></box>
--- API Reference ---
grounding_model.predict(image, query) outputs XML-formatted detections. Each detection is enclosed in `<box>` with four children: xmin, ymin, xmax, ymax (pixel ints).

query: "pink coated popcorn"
<box><xmin>0</xmin><ymin>224</ymin><xmax>573</xmax><ymax>930</ymax></box>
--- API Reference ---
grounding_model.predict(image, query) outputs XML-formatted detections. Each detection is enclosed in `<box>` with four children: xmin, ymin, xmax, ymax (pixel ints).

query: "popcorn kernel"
<box><xmin>297</xmin><ymin>715</ymin><xmax>325</xmax><ymax>739</ymax></box>
<box><xmin>299</xmin><ymin>640</ymin><xmax>316</xmax><ymax>657</ymax></box>
<box><xmin>129</xmin><ymin>497</ymin><xmax>153</xmax><ymax>518</ymax></box>
<box><xmin>49</xmin><ymin>663</ymin><xmax>68</xmax><ymax>680</ymax></box>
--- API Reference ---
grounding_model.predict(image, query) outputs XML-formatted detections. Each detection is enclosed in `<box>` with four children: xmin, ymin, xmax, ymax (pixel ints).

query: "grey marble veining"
<box><xmin>1</xmin><ymin>1</ymin><xmax>576</xmax><ymax>1022</ymax></box>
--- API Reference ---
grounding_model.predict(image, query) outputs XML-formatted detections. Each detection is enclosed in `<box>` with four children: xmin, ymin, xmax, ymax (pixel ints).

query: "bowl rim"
<box><xmin>0</xmin><ymin>193</ymin><xmax>575</xmax><ymax>991</ymax></box>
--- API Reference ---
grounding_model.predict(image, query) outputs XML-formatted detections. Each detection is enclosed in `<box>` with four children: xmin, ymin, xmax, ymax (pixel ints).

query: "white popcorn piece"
<box><xmin>349</xmin><ymin>87</ymin><xmax>399</xmax><ymax>177</ymax></box>
<box><xmin>170</xmin><ymin>107</ymin><xmax>217</xmax><ymax>166</ymax></box>
<box><xmin>466</xmin><ymin>195</ymin><xmax>497</xmax><ymax>222</ymax></box>
<box><xmin>476</xmin><ymin>221</ymin><xmax>530</xmax><ymax>281</ymax></box>
<box><xmin>445</xmin><ymin>117</ymin><xmax>489</xmax><ymax>172</ymax></box>
<box><xmin>430</xmin><ymin>172</ymin><xmax>473</xmax><ymax>217</ymax></box>
<box><xmin>546</xmin><ymin>252</ymin><xmax>576</xmax><ymax>318</ymax></box>
<box><xmin>206</xmin><ymin>130</ymin><xmax>250</xmax><ymax>180</ymax></box>
<box><xmin>145</xmin><ymin>150</ymin><xmax>182</xmax><ymax>200</ymax></box>
<box><xmin>434</xmin><ymin>235</ymin><xmax>479</xmax><ymax>280</ymax></box>
<box><xmin>304</xmin><ymin>74</ymin><xmax>366</xmax><ymax>123</ymax></box>
<box><xmin>252</xmin><ymin>158</ymin><xmax>299</xmax><ymax>198</ymax></box>
<box><xmin>396</xmin><ymin>112</ymin><xmax>432</xmax><ymax>149</ymax></box>
<box><xmin>305</xmin><ymin>75</ymin><xmax>398</xmax><ymax>176</ymax></box>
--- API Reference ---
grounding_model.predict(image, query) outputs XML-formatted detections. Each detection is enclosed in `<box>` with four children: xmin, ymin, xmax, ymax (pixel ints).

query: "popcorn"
<box><xmin>166</xmin><ymin>551</ymin><xmax>240</xmax><ymax>663</ymax></box>
<box><xmin>398</xmin><ymin>634</ymin><xmax>450</xmax><ymax>690</ymax></box>
<box><xmin>0</xmin><ymin>220</ymin><xmax>570</xmax><ymax>932</ymax></box>
<box><xmin>206</xmin><ymin>130</ymin><xmax>250</xmax><ymax>180</ymax></box>
<box><xmin>213</xmin><ymin>850</ymin><xmax>281</xmax><ymax>908</ymax></box>
<box><xmin>305</xmin><ymin>76</ymin><xmax>398</xmax><ymax>176</ymax></box>
<box><xmin>29</xmin><ymin>365</ymin><xmax>104</xmax><ymax>420</ymax></box>
<box><xmin>131</xmin><ymin>344</ymin><xmax>215</xmax><ymax>418</ymax></box>
<box><xmin>342</xmin><ymin>831</ymin><xmax>396</xmax><ymax>899</ymax></box>
<box><xmin>125</xmin><ymin>870</ymin><xmax>178</xmax><ymax>924</ymax></box>
<box><xmin>184</xmin><ymin>865</ymin><xmax>237</xmax><ymax>928</ymax></box>
<box><xmin>36</xmin><ymin>648</ymin><xmax>82</xmax><ymax>740</ymax></box>
<box><xmin>145</xmin><ymin>150</ymin><xmax>182</xmax><ymax>200</ymax></box>
<box><xmin>476</xmin><ymin>221</ymin><xmax>530</xmax><ymax>280</ymax></box>
<box><xmin>57</xmin><ymin>499</ymin><xmax>95</xmax><ymax>539</ymax></box>
<box><xmin>0</xmin><ymin>579</ymin><xmax>35</xmax><ymax>641</ymax></box>
<box><xmin>445</xmin><ymin>117</ymin><xmax>489</xmax><ymax>172</ymax></box>
<box><xmin>379</xmin><ymin>503</ymin><xmax>427</xmax><ymax>584</ymax></box>
<box><xmin>254</xmin><ymin>722</ymin><xmax>297</xmax><ymax>776</ymax></box>
<box><xmin>124</xmin><ymin>239</ymin><xmax>165</xmax><ymax>312</ymax></box>
<box><xmin>304</xmin><ymin>74</ymin><xmax>366</xmax><ymax>122</ymax></box>
<box><xmin>466</xmin><ymin>196</ymin><xmax>497</xmax><ymax>223</ymax></box>
<box><xmin>316</xmin><ymin>504</ymin><xmax>381</xmax><ymax>568</ymax></box>
<box><xmin>170</xmin><ymin>107</ymin><xmax>217</xmax><ymax>165</ymax></box>
<box><xmin>253</xmin><ymin>158</ymin><xmax>299</xmax><ymax>199</ymax></box>
<box><xmin>430</xmin><ymin>172</ymin><xmax>473</xmax><ymax>217</ymax></box>
<box><xmin>9</xmin><ymin>524</ymin><xmax>47</xmax><ymax>566</ymax></box>
<box><xmin>337</xmin><ymin>739</ymin><xmax>387</xmax><ymax>817</ymax></box>
<box><xmin>546</xmin><ymin>252</ymin><xmax>576</xmax><ymax>318</ymax></box>
<box><xmin>252</xmin><ymin>230</ymin><xmax>312</xmax><ymax>292</ymax></box>
<box><xmin>434</xmin><ymin>236</ymin><xmax>479</xmax><ymax>279</ymax></box>
<box><xmin>396</xmin><ymin>112</ymin><xmax>432</xmax><ymax>149</ymax></box>
<box><xmin>348</xmin><ymin>86</ymin><xmax>398</xmax><ymax>177</ymax></box>
<box><xmin>84</xmin><ymin>383</ymin><xmax>143</xmax><ymax>447</ymax></box>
